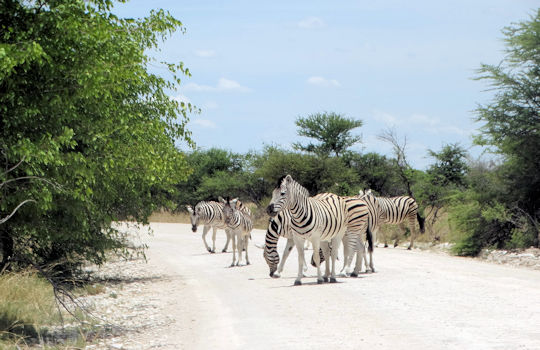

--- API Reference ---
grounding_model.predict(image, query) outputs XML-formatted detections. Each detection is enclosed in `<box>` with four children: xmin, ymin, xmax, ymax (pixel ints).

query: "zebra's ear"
<box><xmin>358</xmin><ymin>190</ymin><xmax>364</xmax><ymax>196</ymax></box>
<box><xmin>285</xmin><ymin>174</ymin><xmax>293</xmax><ymax>183</ymax></box>
<box><xmin>186</xmin><ymin>205</ymin><xmax>193</xmax><ymax>214</ymax></box>
<box><xmin>366</xmin><ymin>189</ymin><xmax>372</xmax><ymax>194</ymax></box>
<box><xmin>231</xmin><ymin>198</ymin><xmax>239</xmax><ymax>209</ymax></box>
<box><xmin>218</xmin><ymin>196</ymin><xmax>226</xmax><ymax>203</ymax></box>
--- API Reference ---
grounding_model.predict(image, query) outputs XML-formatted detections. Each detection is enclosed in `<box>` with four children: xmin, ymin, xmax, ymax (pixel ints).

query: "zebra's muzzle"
<box><xmin>191</xmin><ymin>225</ymin><xmax>197</xmax><ymax>232</ymax></box>
<box><xmin>266</xmin><ymin>204</ymin><xmax>277</xmax><ymax>217</ymax></box>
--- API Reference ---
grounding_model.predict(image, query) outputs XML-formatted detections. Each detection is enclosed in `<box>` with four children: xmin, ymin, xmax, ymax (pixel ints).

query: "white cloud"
<box><xmin>203</xmin><ymin>101</ymin><xmax>218</xmax><ymax>110</ymax></box>
<box><xmin>172</xmin><ymin>94</ymin><xmax>191</xmax><ymax>104</ymax></box>
<box><xmin>307</xmin><ymin>76</ymin><xmax>341</xmax><ymax>88</ymax></box>
<box><xmin>192</xmin><ymin>119</ymin><xmax>217</xmax><ymax>128</ymax></box>
<box><xmin>194</xmin><ymin>49</ymin><xmax>216</xmax><ymax>58</ymax></box>
<box><xmin>183</xmin><ymin>78</ymin><xmax>251</xmax><ymax>93</ymax></box>
<box><xmin>372</xmin><ymin>110</ymin><xmax>470</xmax><ymax>136</ymax></box>
<box><xmin>298</xmin><ymin>16</ymin><xmax>325</xmax><ymax>29</ymax></box>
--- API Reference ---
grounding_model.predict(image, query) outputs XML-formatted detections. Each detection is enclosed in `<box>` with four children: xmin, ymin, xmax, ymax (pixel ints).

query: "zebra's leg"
<box><xmin>408</xmin><ymin>215</ymin><xmax>416</xmax><ymax>250</ymax></box>
<box><xmin>230</xmin><ymin>231</ymin><xmax>237</xmax><ymax>267</ymax></box>
<box><xmin>222</xmin><ymin>228</ymin><xmax>231</xmax><ymax>252</ymax></box>
<box><xmin>202</xmin><ymin>225</ymin><xmax>212</xmax><ymax>252</ymax></box>
<box><xmin>352</xmin><ymin>237</ymin><xmax>366</xmax><ymax>277</ymax></box>
<box><xmin>329</xmin><ymin>236</ymin><xmax>341</xmax><ymax>283</ymax></box>
<box><xmin>339</xmin><ymin>234</ymin><xmax>350</xmax><ymax>277</ymax></box>
<box><xmin>210</xmin><ymin>226</ymin><xmax>217</xmax><ymax>253</ymax></box>
<box><xmin>311</xmin><ymin>238</ymin><xmax>324</xmax><ymax>284</ymax></box>
<box><xmin>293</xmin><ymin>236</ymin><xmax>307</xmax><ymax>285</ymax></box>
<box><xmin>244</xmin><ymin>235</ymin><xmax>250</xmax><ymax>265</ymax></box>
<box><xmin>320</xmin><ymin>242</ymin><xmax>331</xmax><ymax>282</ymax></box>
<box><xmin>276</xmin><ymin>238</ymin><xmax>294</xmax><ymax>278</ymax></box>
<box><xmin>236</xmin><ymin>231</ymin><xmax>243</xmax><ymax>266</ymax></box>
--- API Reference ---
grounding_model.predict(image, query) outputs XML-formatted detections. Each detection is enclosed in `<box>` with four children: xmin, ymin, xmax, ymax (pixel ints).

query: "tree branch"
<box><xmin>0</xmin><ymin>199</ymin><xmax>36</xmax><ymax>225</ymax></box>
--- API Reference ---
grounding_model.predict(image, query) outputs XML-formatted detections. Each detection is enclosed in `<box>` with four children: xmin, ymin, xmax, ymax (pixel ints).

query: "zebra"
<box><xmin>222</xmin><ymin>197</ymin><xmax>253</xmax><ymax>267</ymax></box>
<box><xmin>266</xmin><ymin>175</ymin><xmax>348</xmax><ymax>285</ymax></box>
<box><xmin>187</xmin><ymin>201</ymin><xmax>231</xmax><ymax>253</ymax></box>
<box><xmin>315</xmin><ymin>195</ymin><xmax>375</xmax><ymax>276</ymax></box>
<box><xmin>358</xmin><ymin>189</ymin><xmax>425</xmax><ymax>250</ymax></box>
<box><xmin>261</xmin><ymin>193</ymin><xmax>332</xmax><ymax>278</ymax></box>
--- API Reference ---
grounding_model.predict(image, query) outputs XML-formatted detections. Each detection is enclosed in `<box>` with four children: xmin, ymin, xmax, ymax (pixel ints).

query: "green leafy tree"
<box><xmin>473</xmin><ymin>10</ymin><xmax>540</xmax><ymax>248</ymax></box>
<box><xmin>0</xmin><ymin>0</ymin><xmax>193</xmax><ymax>273</ymax></box>
<box><xmin>293</xmin><ymin>112</ymin><xmax>363</xmax><ymax>157</ymax></box>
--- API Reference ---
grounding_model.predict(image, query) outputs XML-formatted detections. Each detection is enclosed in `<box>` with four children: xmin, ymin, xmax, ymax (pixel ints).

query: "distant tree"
<box><xmin>378</xmin><ymin>128</ymin><xmax>415</xmax><ymax>197</ymax></box>
<box><xmin>427</xmin><ymin>144</ymin><xmax>468</xmax><ymax>188</ymax></box>
<box><xmin>473</xmin><ymin>9</ymin><xmax>540</xmax><ymax>247</ymax></box>
<box><xmin>293</xmin><ymin>112</ymin><xmax>363</xmax><ymax>157</ymax></box>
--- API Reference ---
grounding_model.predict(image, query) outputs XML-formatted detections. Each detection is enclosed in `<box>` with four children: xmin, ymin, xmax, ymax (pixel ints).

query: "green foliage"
<box><xmin>474</xmin><ymin>9</ymin><xmax>540</xmax><ymax>219</ymax></box>
<box><xmin>448</xmin><ymin>10</ymin><xmax>540</xmax><ymax>253</ymax></box>
<box><xmin>342</xmin><ymin>151</ymin><xmax>405</xmax><ymax>195</ymax></box>
<box><xmin>0</xmin><ymin>0</ymin><xmax>193</xmax><ymax>273</ymax></box>
<box><xmin>253</xmin><ymin>146</ymin><xmax>358</xmax><ymax>196</ymax></box>
<box><xmin>293</xmin><ymin>112</ymin><xmax>363</xmax><ymax>157</ymax></box>
<box><xmin>176</xmin><ymin>148</ymin><xmax>245</xmax><ymax>205</ymax></box>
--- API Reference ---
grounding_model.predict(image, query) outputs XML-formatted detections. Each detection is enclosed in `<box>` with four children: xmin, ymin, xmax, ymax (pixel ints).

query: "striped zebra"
<box><xmin>261</xmin><ymin>193</ymin><xmax>331</xmax><ymax>278</ymax></box>
<box><xmin>315</xmin><ymin>195</ymin><xmax>375</xmax><ymax>276</ymax></box>
<box><xmin>222</xmin><ymin>197</ymin><xmax>253</xmax><ymax>267</ymax></box>
<box><xmin>266</xmin><ymin>175</ymin><xmax>348</xmax><ymax>285</ymax></box>
<box><xmin>358</xmin><ymin>190</ymin><xmax>425</xmax><ymax>250</ymax></box>
<box><xmin>187</xmin><ymin>201</ymin><xmax>231</xmax><ymax>253</ymax></box>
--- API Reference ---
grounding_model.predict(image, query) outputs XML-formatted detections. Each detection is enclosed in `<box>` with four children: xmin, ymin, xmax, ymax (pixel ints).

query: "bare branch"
<box><xmin>0</xmin><ymin>199</ymin><xmax>36</xmax><ymax>225</ymax></box>
<box><xmin>2</xmin><ymin>156</ymin><xmax>26</xmax><ymax>176</ymax></box>
<box><xmin>0</xmin><ymin>176</ymin><xmax>64</xmax><ymax>191</ymax></box>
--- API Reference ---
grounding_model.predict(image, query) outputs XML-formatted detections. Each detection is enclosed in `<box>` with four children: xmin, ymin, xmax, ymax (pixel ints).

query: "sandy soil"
<box><xmin>89</xmin><ymin>222</ymin><xmax>540</xmax><ymax>350</ymax></box>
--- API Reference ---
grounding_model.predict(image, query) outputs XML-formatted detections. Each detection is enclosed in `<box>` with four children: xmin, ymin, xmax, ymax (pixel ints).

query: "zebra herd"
<box><xmin>187</xmin><ymin>174</ymin><xmax>424</xmax><ymax>285</ymax></box>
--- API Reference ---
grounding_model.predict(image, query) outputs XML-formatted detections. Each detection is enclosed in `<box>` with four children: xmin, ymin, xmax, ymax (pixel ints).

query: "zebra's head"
<box><xmin>222</xmin><ymin>197</ymin><xmax>238</xmax><ymax>225</ymax></box>
<box><xmin>266</xmin><ymin>175</ymin><xmax>294</xmax><ymax>217</ymax></box>
<box><xmin>187</xmin><ymin>205</ymin><xmax>199</xmax><ymax>232</ymax></box>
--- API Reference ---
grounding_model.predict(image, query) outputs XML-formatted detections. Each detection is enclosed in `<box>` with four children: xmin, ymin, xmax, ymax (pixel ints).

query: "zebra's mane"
<box><xmin>275</xmin><ymin>175</ymin><xmax>287</xmax><ymax>188</ymax></box>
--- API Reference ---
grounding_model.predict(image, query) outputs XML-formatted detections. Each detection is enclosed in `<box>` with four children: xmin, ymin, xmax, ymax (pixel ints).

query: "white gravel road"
<box><xmin>108</xmin><ymin>222</ymin><xmax>540</xmax><ymax>350</ymax></box>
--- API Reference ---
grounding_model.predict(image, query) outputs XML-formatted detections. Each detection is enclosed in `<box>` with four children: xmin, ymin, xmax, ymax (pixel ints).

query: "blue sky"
<box><xmin>114</xmin><ymin>1</ymin><xmax>538</xmax><ymax>169</ymax></box>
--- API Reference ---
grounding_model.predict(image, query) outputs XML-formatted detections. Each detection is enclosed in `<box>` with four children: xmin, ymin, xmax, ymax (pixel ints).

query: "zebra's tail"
<box><xmin>417</xmin><ymin>213</ymin><xmax>425</xmax><ymax>233</ymax></box>
<box><xmin>366</xmin><ymin>227</ymin><xmax>374</xmax><ymax>253</ymax></box>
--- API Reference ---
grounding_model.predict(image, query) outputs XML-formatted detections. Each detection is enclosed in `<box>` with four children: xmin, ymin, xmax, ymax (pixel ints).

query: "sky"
<box><xmin>114</xmin><ymin>1</ymin><xmax>538</xmax><ymax>169</ymax></box>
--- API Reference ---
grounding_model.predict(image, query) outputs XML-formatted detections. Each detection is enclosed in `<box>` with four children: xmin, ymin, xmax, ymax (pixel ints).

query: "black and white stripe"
<box><xmin>266</xmin><ymin>175</ymin><xmax>348</xmax><ymax>285</ymax></box>
<box><xmin>223</xmin><ymin>197</ymin><xmax>253</xmax><ymax>267</ymax></box>
<box><xmin>262</xmin><ymin>193</ymin><xmax>331</xmax><ymax>278</ymax></box>
<box><xmin>358</xmin><ymin>190</ymin><xmax>425</xmax><ymax>249</ymax></box>
<box><xmin>187</xmin><ymin>201</ymin><xmax>230</xmax><ymax>253</ymax></box>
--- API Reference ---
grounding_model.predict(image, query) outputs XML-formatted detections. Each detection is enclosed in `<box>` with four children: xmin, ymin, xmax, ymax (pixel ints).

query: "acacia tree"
<box><xmin>0</xmin><ymin>0</ymin><xmax>193</xmax><ymax>272</ymax></box>
<box><xmin>293</xmin><ymin>112</ymin><xmax>363</xmax><ymax>157</ymax></box>
<box><xmin>473</xmin><ymin>9</ymin><xmax>540</xmax><ymax>247</ymax></box>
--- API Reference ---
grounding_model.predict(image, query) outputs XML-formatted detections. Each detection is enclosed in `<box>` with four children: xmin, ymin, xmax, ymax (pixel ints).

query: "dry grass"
<box><xmin>0</xmin><ymin>270</ymin><xmax>61</xmax><ymax>338</ymax></box>
<box><xmin>148</xmin><ymin>210</ymin><xmax>190</xmax><ymax>223</ymax></box>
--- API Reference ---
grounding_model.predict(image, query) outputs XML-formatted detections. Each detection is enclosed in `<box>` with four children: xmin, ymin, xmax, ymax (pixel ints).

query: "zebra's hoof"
<box><xmin>317</xmin><ymin>278</ymin><xmax>324</xmax><ymax>284</ymax></box>
<box><xmin>207</xmin><ymin>248</ymin><xmax>212</xmax><ymax>252</ymax></box>
<box><xmin>294</xmin><ymin>280</ymin><xmax>302</xmax><ymax>286</ymax></box>
<box><xmin>323</xmin><ymin>277</ymin><xmax>329</xmax><ymax>283</ymax></box>
<box><xmin>246</xmin><ymin>261</ymin><xmax>250</xmax><ymax>265</ymax></box>
<box><xmin>407</xmin><ymin>246</ymin><xmax>412</xmax><ymax>250</ymax></box>
<box><xmin>330</xmin><ymin>277</ymin><xmax>337</xmax><ymax>283</ymax></box>
<box><xmin>222</xmin><ymin>249</ymin><xmax>227</xmax><ymax>253</ymax></box>
<box><xmin>350</xmin><ymin>272</ymin><xmax>358</xmax><ymax>278</ymax></box>
<box><xmin>210</xmin><ymin>250</ymin><xmax>216</xmax><ymax>253</ymax></box>
<box><xmin>230</xmin><ymin>264</ymin><xmax>235</xmax><ymax>267</ymax></box>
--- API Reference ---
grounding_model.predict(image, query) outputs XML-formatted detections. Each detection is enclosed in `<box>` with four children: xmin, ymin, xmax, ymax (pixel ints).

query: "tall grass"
<box><xmin>0</xmin><ymin>270</ymin><xmax>61</xmax><ymax>344</ymax></box>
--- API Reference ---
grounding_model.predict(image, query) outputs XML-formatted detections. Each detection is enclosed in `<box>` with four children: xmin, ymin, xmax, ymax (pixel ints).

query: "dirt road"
<box><xmin>117</xmin><ymin>222</ymin><xmax>540</xmax><ymax>350</ymax></box>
